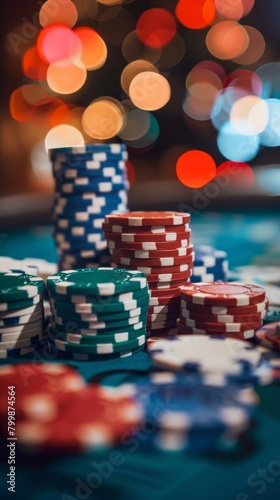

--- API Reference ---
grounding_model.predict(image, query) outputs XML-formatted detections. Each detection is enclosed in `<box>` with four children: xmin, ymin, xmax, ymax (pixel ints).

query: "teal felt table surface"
<box><xmin>0</xmin><ymin>210</ymin><xmax>280</xmax><ymax>500</ymax></box>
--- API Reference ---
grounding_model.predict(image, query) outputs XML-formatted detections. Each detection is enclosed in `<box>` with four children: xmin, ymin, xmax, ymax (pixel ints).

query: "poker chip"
<box><xmin>108</xmin><ymin>239</ymin><xmax>190</xmax><ymax>251</ymax></box>
<box><xmin>113</xmin><ymin>263</ymin><xmax>191</xmax><ymax>275</ymax></box>
<box><xmin>0</xmin><ymin>310</ymin><xmax>43</xmax><ymax>326</ymax></box>
<box><xmin>110</xmin><ymin>245</ymin><xmax>194</xmax><ymax>260</ymax></box>
<box><xmin>179</xmin><ymin>315</ymin><xmax>262</xmax><ymax>333</ymax></box>
<box><xmin>149</xmin><ymin>295</ymin><xmax>181</xmax><ymax>307</ymax></box>
<box><xmin>181</xmin><ymin>298</ymin><xmax>269</xmax><ymax>316</ymax></box>
<box><xmin>181</xmin><ymin>282</ymin><xmax>266</xmax><ymax>306</ymax></box>
<box><xmin>146</xmin><ymin>328</ymin><xmax>178</xmax><ymax>340</ymax></box>
<box><xmin>176</xmin><ymin>321</ymin><xmax>256</xmax><ymax>340</ymax></box>
<box><xmin>47</xmin><ymin>268</ymin><xmax>147</xmax><ymax>296</ymax></box>
<box><xmin>0</xmin><ymin>272</ymin><xmax>44</xmax><ymax>354</ymax></box>
<box><xmin>0</xmin><ymin>272</ymin><xmax>45</xmax><ymax>301</ymax></box>
<box><xmin>48</xmin><ymin>334</ymin><xmax>146</xmax><ymax>355</ymax></box>
<box><xmin>103</xmin><ymin>229</ymin><xmax>191</xmax><ymax>243</ymax></box>
<box><xmin>105</xmin><ymin>211</ymin><xmax>191</xmax><ymax>227</ymax></box>
<box><xmin>123</xmin><ymin>372</ymin><xmax>259</xmax><ymax>452</ymax></box>
<box><xmin>49</xmin><ymin>291</ymin><xmax>149</xmax><ymax>314</ymax></box>
<box><xmin>102</xmin><ymin>222</ymin><xmax>190</xmax><ymax>234</ymax></box>
<box><xmin>254</xmin><ymin>323</ymin><xmax>280</xmax><ymax>351</ymax></box>
<box><xmin>147</xmin><ymin>335</ymin><xmax>271</xmax><ymax>381</ymax></box>
<box><xmin>52</xmin><ymin>320</ymin><xmax>146</xmax><ymax>336</ymax></box>
<box><xmin>47</xmin><ymin>267</ymin><xmax>149</xmax><ymax>358</ymax></box>
<box><xmin>145</xmin><ymin>270</ymin><xmax>191</xmax><ymax>283</ymax></box>
<box><xmin>0</xmin><ymin>258</ymin><xmax>57</xmax><ymax>282</ymax></box>
<box><xmin>51</xmin><ymin>144</ymin><xmax>129</xmax><ymax>270</ymax></box>
<box><xmin>47</xmin><ymin>343</ymin><xmax>145</xmax><ymax>361</ymax></box>
<box><xmin>49</xmin><ymin>285</ymin><xmax>149</xmax><ymax>304</ymax></box>
<box><xmin>0</xmin><ymin>346</ymin><xmax>37</xmax><ymax>359</ymax></box>
<box><xmin>146</xmin><ymin>319</ymin><xmax>178</xmax><ymax>330</ymax></box>
<box><xmin>112</xmin><ymin>252</ymin><xmax>195</xmax><ymax>268</ymax></box>
<box><xmin>180</xmin><ymin>307</ymin><xmax>266</xmax><ymax>325</ymax></box>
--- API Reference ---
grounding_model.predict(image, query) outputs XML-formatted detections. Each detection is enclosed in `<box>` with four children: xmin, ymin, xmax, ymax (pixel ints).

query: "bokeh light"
<box><xmin>47</xmin><ymin>59</ymin><xmax>87</xmax><ymax>94</ymax></box>
<box><xmin>260</xmin><ymin>99</ymin><xmax>280</xmax><ymax>147</ymax></box>
<box><xmin>36</xmin><ymin>24</ymin><xmax>82</xmax><ymax>64</ymax></box>
<box><xmin>217</xmin><ymin>121</ymin><xmax>260</xmax><ymax>161</ymax></box>
<box><xmin>82</xmin><ymin>97</ymin><xmax>125</xmax><ymax>139</ymax></box>
<box><xmin>122</xmin><ymin>30</ymin><xmax>161</xmax><ymax>63</ymax></box>
<box><xmin>176</xmin><ymin>150</ymin><xmax>216</xmax><ymax>188</ymax></box>
<box><xmin>121</xmin><ymin>59</ymin><xmax>158</xmax><ymax>95</ymax></box>
<box><xmin>118</xmin><ymin>109</ymin><xmax>151</xmax><ymax>141</ymax></box>
<box><xmin>39</xmin><ymin>0</ymin><xmax>78</xmax><ymax>28</ymax></box>
<box><xmin>122</xmin><ymin>113</ymin><xmax>159</xmax><ymax>149</ymax></box>
<box><xmin>136</xmin><ymin>8</ymin><xmax>177</xmax><ymax>48</ymax></box>
<box><xmin>9</xmin><ymin>85</ymin><xmax>50</xmax><ymax>122</ymax></box>
<box><xmin>230</xmin><ymin>95</ymin><xmax>269</xmax><ymax>135</ymax></box>
<box><xmin>22</xmin><ymin>47</ymin><xmax>48</xmax><ymax>81</ymax></box>
<box><xmin>214</xmin><ymin>0</ymin><xmax>255</xmax><ymax>20</ymax></box>
<box><xmin>216</xmin><ymin>160</ymin><xmax>255</xmax><ymax>186</ymax></box>
<box><xmin>45</xmin><ymin>124</ymin><xmax>85</xmax><ymax>151</ymax></box>
<box><xmin>206</xmin><ymin>21</ymin><xmax>249</xmax><ymax>60</ymax></box>
<box><xmin>175</xmin><ymin>0</ymin><xmax>216</xmax><ymax>30</ymax></box>
<box><xmin>73</xmin><ymin>27</ymin><xmax>107</xmax><ymax>70</ymax></box>
<box><xmin>232</xmin><ymin>26</ymin><xmax>265</xmax><ymax>65</ymax></box>
<box><xmin>129</xmin><ymin>72</ymin><xmax>171</xmax><ymax>111</ymax></box>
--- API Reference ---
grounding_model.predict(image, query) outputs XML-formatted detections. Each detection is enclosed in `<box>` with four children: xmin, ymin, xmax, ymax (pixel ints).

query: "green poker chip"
<box><xmin>49</xmin><ymin>285</ymin><xmax>149</xmax><ymax>306</ymax></box>
<box><xmin>0</xmin><ymin>295</ymin><xmax>43</xmax><ymax>312</ymax></box>
<box><xmin>49</xmin><ymin>325</ymin><xmax>146</xmax><ymax>345</ymax></box>
<box><xmin>47</xmin><ymin>268</ymin><xmax>147</xmax><ymax>296</ymax></box>
<box><xmin>52</xmin><ymin>304</ymin><xmax>149</xmax><ymax>325</ymax></box>
<box><xmin>53</xmin><ymin>309</ymin><xmax>148</xmax><ymax>331</ymax></box>
<box><xmin>52</xmin><ymin>319</ymin><xmax>146</xmax><ymax>336</ymax></box>
<box><xmin>50</xmin><ymin>291</ymin><xmax>150</xmax><ymax>315</ymax></box>
<box><xmin>0</xmin><ymin>272</ymin><xmax>45</xmax><ymax>302</ymax></box>
<box><xmin>48</xmin><ymin>332</ymin><xmax>146</xmax><ymax>354</ymax></box>
<box><xmin>47</xmin><ymin>341</ymin><xmax>145</xmax><ymax>361</ymax></box>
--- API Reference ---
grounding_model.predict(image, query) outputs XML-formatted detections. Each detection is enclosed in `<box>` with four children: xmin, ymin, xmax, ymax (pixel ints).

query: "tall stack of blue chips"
<box><xmin>49</xmin><ymin>144</ymin><xmax>130</xmax><ymax>271</ymax></box>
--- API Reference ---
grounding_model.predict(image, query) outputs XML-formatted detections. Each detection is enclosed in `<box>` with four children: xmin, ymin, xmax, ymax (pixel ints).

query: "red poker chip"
<box><xmin>115</xmin><ymin>263</ymin><xmax>192</xmax><ymax>275</ymax></box>
<box><xmin>149</xmin><ymin>295</ymin><xmax>181</xmax><ymax>307</ymax></box>
<box><xmin>181</xmin><ymin>282</ymin><xmax>266</xmax><ymax>306</ymax></box>
<box><xmin>149</xmin><ymin>304</ymin><xmax>180</xmax><ymax>314</ymax></box>
<box><xmin>147</xmin><ymin>271</ymin><xmax>192</xmax><ymax>283</ymax></box>
<box><xmin>176</xmin><ymin>320</ymin><xmax>256</xmax><ymax>340</ymax></box>
<box><xmin>146</xmin><ymin>330</ymin><xmax>178</xmax><ymax>345</ymax></box>
<box><xmin>179</xmin><ymin>315</ymin><xmax>263</xmax><ymax>333</ymax></box>
<box><xmin>254</xmin><ymin>322</ymin><xmax>280</xmax><ymax>352</ymax></box>
<box><xmin>113</xmin><ymin>252</ymin><xmax>195</xmax><ymax>268</ymax></box>
<box><xmin>105</xmin><ymin>211</ymin><xmax>191</xmax><ymax>227</ymax></box>
<box><xmin>108</xmin><ymin>239</ymin><xmax>190</xmax><ymax>251</ymax></box>
<box><xmin>146</xmin><ymin>319</ymin><xmax>177</xmax><ymax>330</ymax></box>
<box><xmin>180</xmin><ymin>307</ymin><xmax>266</xmax><ymax>325</ymax></box>
<box><xmin>180</xmin><ymin>297</ymin><xmax>269</xmax><ymax>316</ymax></box>
<box><xmin>110</xmin><ymin>244</ymin><xmax>194</xmax><ymax>260</ymax></box>
<box><xmin>149</xmin><ymin>286</ymin><xmax>184</xmax><ymax>297</ymax></box>
<box><xmin>13</xmin><ymin>386</ymin><xmax>142</xmax><ymax>453</ymax></box>
<box><xmin>0</xmin><ymin>363</ymin><xmax>85</xmax><ymax>420</ymax></box>
<box><xmin>103</xmin><ymin>229</ymin><xmax>191</xmax><ymax>243</ymax></box>
<box><xmin>102</xmin><ymin>222</ymin><xmax>190</xmax><ymax>234</ymax></box>
<box><xmin>147</xmin><ymin>311</ymin><xmax>179</xmax><ymax>322</ymax></box>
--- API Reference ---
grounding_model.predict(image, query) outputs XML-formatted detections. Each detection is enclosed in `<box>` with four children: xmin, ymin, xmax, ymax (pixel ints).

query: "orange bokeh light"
<box><xmin>176</xmin><ymin>150</ymin><xmax>216</xmax><ymax>188</ymax></box>
<box><xmin>39</xmin><ymin>0</ymin><xmax>78</xmax><ymax>28</ymax></box>
<box><xmin>73</xmin><ymin>27</ymin><xmax>107</xmax><ymax>70</ymax></box>
<box><xmin>175</xmin><ymin>0</ymin><xmax>216</xmax><ymax>30</ymax></box>
<box><xmin>22</xmin><ymin>47</ymin><xmax>48</xmax><ymax>81</ymax></box>
<box><xmin>136</xmin><ymin>8</ymin><xmax>177</xmax><ymax>48</ymax></box>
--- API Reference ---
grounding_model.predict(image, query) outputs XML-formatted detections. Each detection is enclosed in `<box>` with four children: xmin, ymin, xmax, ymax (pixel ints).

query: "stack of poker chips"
<box><xmin>103</xmin><ymin>211</ymin><xmax>193</xmax><ymax>335</ymax></box>
<box><xmin>46</xmin><ymin>268</ymin><xmax>149</xmax><ymax>361</ymax></box>
<box><xmin>49</xmin><ymin>144</ymin><xmax>129</xmax><ymax>271</ymax></box>
<box><xmin>0</xmin><ymin>271</ymin><xmax>45</xmax><ymax>359</ymax></box>
<box><xmin>191</xmin><ymin>245</ymin><xmax>228</xmax><ymax>282</ymax></box>
<box><xmin>177</xmin><ymin>282</ymin><xmax>268</xmax><ymax>340</ymax></box>
<box><xmin>125</xmin><ymin>371</ymin><xmax>259</xmax><ymax>453</ymax></box>
<box><xmin>0</xmin><ymin>257</ymin><xmax>57</xmax><ymax>282</ymax></box>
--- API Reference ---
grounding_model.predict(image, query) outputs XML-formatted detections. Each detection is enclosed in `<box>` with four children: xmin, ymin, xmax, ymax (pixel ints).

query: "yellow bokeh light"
<box><xmin>45</xmin><ymin>124</ymin><xmax>85</xmax><ymax>151</ymax></box>
<box><xmin>82</xmin><ymin>98</ymin><xmax>125</xmax><ymax>139</ymax></box>
<box><xmin>129</xmin><ymin>72</ymin><xmax>171</xmax><ymax>111</ymax></box>
<box><xmin>47</xmin><ymin>59</ymin><xmax>87</xmax><ymax>94</ymax></box>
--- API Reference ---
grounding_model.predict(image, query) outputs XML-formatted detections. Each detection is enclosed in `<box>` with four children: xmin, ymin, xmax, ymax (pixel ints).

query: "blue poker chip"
<box><xmin>49</xmin><ymin>143</ymin><xmax>127</xmax><ymax>154</ymax></box>
<box><xmin>53</xmin><ymin>165</ymin><xmax>126</xmax><ymax>181</ymax></box>
<box><xmin>193</xmin><ymin>245</ymin><xmax>228</xmax><ymax>267</ymax></box>
<box><xmin>53</xmin><ymin>203</ymin><xmax>127</xmax><ymax>219</ymax></box>
<box><xmin>55</xmin><ymin>182</ymin><xmax>129</xmax><ymax>195</ymax></box>
<box><xmin>53</xmin><ymin>225</ymin><xmax>105</xmax><ymax>236</ymax></box>
<box><xmin>124</xmin><ymin>371</ymin><xmax>259</xmax><ymax>451</ymax></box>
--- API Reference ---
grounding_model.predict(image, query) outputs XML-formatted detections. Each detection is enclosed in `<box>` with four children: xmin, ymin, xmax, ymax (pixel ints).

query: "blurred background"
<box><xmin>1</xmin><ymin>0</ymin><xmax>280</xmax><ymax>230</ymax></box>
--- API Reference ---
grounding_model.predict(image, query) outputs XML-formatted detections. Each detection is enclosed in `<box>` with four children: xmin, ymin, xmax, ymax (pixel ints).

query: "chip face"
<box><xmin>105</xmin><ymin>211</ymin><xmax>191</xmax><ymax>227</ymax></box>
<box><xmin>181</xmin><ymin>282</ymin><xmax>266</xmax><ymax>306</ymax></box>
<box><xmin>0</xmin><ymin>272</ymin><xmax>45</xmax><ymax>301</ymax></box>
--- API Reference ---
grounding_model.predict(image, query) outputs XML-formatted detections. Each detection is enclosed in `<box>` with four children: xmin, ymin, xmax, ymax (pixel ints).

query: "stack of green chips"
<box><xmin>47</xmin><ymin>267</ymin><xmax>149</xmax><ymax>361</ymax></box>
